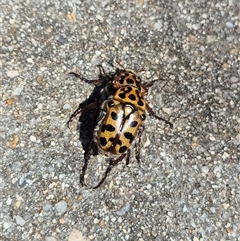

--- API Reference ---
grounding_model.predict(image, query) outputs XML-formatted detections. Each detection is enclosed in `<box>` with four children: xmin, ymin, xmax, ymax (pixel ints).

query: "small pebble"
<box><xmin>63</xmin><ymin>103</ymin><xmax>71</xmax><ymax>109</ymax></box>
<box><xmin>15</xmin><ymin>215</ymin><xmax>25</xmax><ymax>226</ymax></box>
<box><xmin>222</xmin><ymin>152</ymin><xmax>229</xmax><ymax>160</ymax></box>
<box><xmin>201</xmin><ymin>166</ymin><xmax>209</xmax><ymax>174</ymax></box>
<box><xmin>4</xmin><ymin>222</ymin><xmax>12</xmax><ymax>229</ymax></box>
<box><xmin>225</xmin><ymin>21</ymin><xmax>233</xmax><ymax>28</ymax></box>
<box><xmin>26</xmin><ymin>58</ymin><xmax>34</xmax><ymax>63</ymax></box>
<box><xmin>154</xmin><ymin>20</ymin><xmax>162</xmax><ymax>30</ymax></box>
<box><xmin>55</xmin><ymin>200</ymin><xmax>67</xmax><ymax>215</ymax></box>
<box><xmin>46</xmin><ymin>237</ymin><xmax>57</xmax><ymax>241</ymax></box>
<box><xmin>43</xmin><ymin>203</ymin><xmax>52</xmax><ymax>212</ymax></box>
<box><xmin>162</xmin><ymin>107</ymin><xmax>172</xmax><ymax>115</ymax></box>
<box><xmin>6</xmin><ymin>70</ymin><xmax>19</xmax><ymax>78</ymax></box>
<box><xmin>30</xmin><ymin>135</ymin><xmax>37</xmax><ymax>142</ymax></box>
<box><xmin>12</xmin><ymin>86</ymin><xmax>24</xmax><ymax>96</ymax></box>
<box><xmin>116</xmin><ymin>203</ymin><xmax>130</xmax><ymax>216</ymax></box>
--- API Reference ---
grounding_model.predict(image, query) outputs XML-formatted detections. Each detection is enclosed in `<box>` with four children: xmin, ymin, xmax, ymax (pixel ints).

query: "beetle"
<box><xmin>68</xmin><ymin>65</ymin><xmax>173</xmax><ymax>188</ymax></box>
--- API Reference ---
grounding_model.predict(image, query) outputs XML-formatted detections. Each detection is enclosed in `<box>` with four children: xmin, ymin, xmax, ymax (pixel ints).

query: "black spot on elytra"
<box><xmin>126</xmin><ymin>78</ymin><xmax>134</xmax><ymax>85</ymax></box>
<box><xmin>99</xmin><ymin>137</ymin><xmax>107</xmax><ymax>146</ymax></box>
<box><xmin>130</xmin><ymin>73</ymin><xmax>136</xmax><ymax>77</ymax></box>
<box><xmin>127</xmin><ymin>86</ymin><xmax>132</xmax><ymax>92</ymax></box>
<box><xmin>111</xmin><ymin>111</ymin><xmax>118</xmax><ymax>120</ymax></box>
<box><xmin>119</xmin><ymin>92</ymin><xmax>126</xmax><ymax>99</ymax></box>
<box><xmin>119</xmin><ymin>78</ymin><xmax>124</xmax><ymax>84</ymax></box>
<box><xmin>108</xmin><ymin>100</ymin><xmax>115</xmax><ymax>107</ymax></box>
<box><xmin>105</xmin><ymin>124</ymin><xmax>115</xmax><ymax>132</ymax></box>
<box><xmin>109</xmin><ymin>137</ymin><xmax>114</xmax><ymax>143</ymax></box>
<box><xmin>118</xmin><ymin>87</ymin><xmax>134</xmax><ymax>100</ymax></box>
<box><xmin>101</xmin><ymin>124</ymin><xmax>115</xmax><ymax>132</ymax></box>
<box><xmin>138</xmin><ymin>99</ymin><xmax>144</xmax><ymax>106</ymax></box>
<box><xmin>129</xmin><ymin>94</ymin><xmax>136</xmax><ymax>101</ymax></box>
<box><xmin>135</xmin><ymin>90</ymin><xmax>144</xmax><ymax>106</ymax></box>
<box><xmin>124</xmin><ymin>132</ymin><xmax>134</xmax><ymax>143</ymax></box>
<box><xmin>119</xmin><ymin>146</ymin><xmax>127</xmax><ymax>153</ymax></box>
<box><xmin>117</xmin><ymin>139</ymin><xmax>122</xmax><ymax>145</ymax></box>
<box><xmin>130</xmin><ymin>121</ymin><xmax>138</xmax><ymax>127</ymax></box>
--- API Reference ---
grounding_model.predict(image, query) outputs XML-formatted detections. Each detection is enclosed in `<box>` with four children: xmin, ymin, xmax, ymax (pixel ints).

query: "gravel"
<box><xmin>1</xmin><ymin>0</ymin><xmax>240</xmax><ymax>240</ymax></box>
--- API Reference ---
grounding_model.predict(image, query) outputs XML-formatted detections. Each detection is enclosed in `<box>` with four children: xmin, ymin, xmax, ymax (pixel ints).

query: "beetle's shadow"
<box><xmin>69</xmin><ymin>70</ymin><xmax>113</xmax><ymax>160</ymax></box>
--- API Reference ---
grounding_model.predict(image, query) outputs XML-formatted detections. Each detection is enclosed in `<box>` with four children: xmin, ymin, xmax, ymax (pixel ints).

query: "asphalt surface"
<box><xmin>1</xmin><ymin>1</ymin><xmax>240</xmax><ymax>241</ymax></box>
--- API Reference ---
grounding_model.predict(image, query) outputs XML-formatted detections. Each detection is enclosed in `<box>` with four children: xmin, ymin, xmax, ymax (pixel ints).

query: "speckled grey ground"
<box><xmin>1</xmin><ymin>1</ymin><xmax>240</xmax><ymax>241</ymax></box>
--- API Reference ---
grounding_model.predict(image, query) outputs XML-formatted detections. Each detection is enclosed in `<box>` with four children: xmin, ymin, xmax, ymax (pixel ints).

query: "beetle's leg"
<box><xmin>96</xmin><ymin>64</ymin><xmax>106</xmax><ymax>76</ymax></box>
<box><xmin>80</xmin><ymin>136</ymin><xmax>96</xmax><ymax>186</ymax></box>
<box><xmin>125</xmin><ymin>149</ymin><xmax>131</xmax><ymax>165</ymax></box>
<box><xmin>143</xmin><ymin>79</ymin><xmax>161</xmax><ymax>88</ymax></box>
<box><xmin>67</xmin><ymin>101</ymin><xmax>102</xmax><ymax>128</ymax></box>
<box><xmin>140</xmin><ymin>80</ymin><xmax>161</xmax><ymax>97</ymax></box>
<box><xmin>93</xmin><ymin>150</ymin><xmax>130</xmax><ymax>189</ymax></box>
<box><xmin>80</xmin><ymin>156</ymin><xmax>89</xmax><ymax>186</ymax></box>
<box><xmin>115</xmin><ymin>60</ymin><xmax>125</xmax><ymax>69</ymax></box>
<box><xmin>143</xmin><ymin>75</ymin><xmax>171</xmax><ymax>88</ymax></box>
<box><xmin>135</xmin><ymin>125</ymin><xmax>145</xmax><ymax>164</ymax></box>
<box><xmin>67</xmin><ymin>107</ymin><xmax>83</xmax><ymax>128</ymax></box>
<box><xmin>146</xmin><ymin>103</ymin><xmax>173</xmax><ymax>128</ymax></box>
<box><xmin>70</xmin><ymin>72</ymin><xmax>104</xmax><ymax>85</ymax></box>
<box><xmin>136</xmin><ymin>66</ymin><xmax>145</xmax><ymax>74</ymax></box>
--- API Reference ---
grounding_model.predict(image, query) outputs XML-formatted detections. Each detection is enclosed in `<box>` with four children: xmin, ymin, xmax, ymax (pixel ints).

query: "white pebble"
<box><xmin>46</xmin><ymin>237</ymin><xmax>57</xmax><ymax>241</ymax></box>
<box><xmin>230</xmin><ymin>76</ymin><xmax>238</xmax><ymax>83</ymax></box>
<box><xmin>63</xmin><ymin>103</ymin><xmax>71</xmax><ymax>110</ymax></box>
<box><xmin>146</xmin><ymin>184</ymin><xmax>152</xmax><ymax>189</ymax></box>
<box><xmin>236</xmin><ymin>133</ymin><xmax>240</xmax><ymax>142</ymax></box>
<box><xmin>37</xmin><ymin>103</ymin><xmax>43</xmax><ymax>109</ymax></box>
<box><xmin>201</xmin><ymin>166</ymin><xmax>209</xmax><ymax>174</ymax></box>
<box><xmin>226</xmin><ymin>21</ymin><xmax>233</xmax><ymax>28</ymax></box>
<box><xmin>214</xmin><ymin>166</ymin><xmax>221</xmax><ymax>174</ymax></box>
<box><xmin>4</xmin><ymin>222</ymin><xmax>12</xmax><ymax>229</ymax></box>
<box><xmin>154</xmin><ymin>20</ymin><xmax>162</xmax><ymax>30</ymax></box>
<box><xmin>6</xmin><ymin>70</ymin><xmax>19</xmax><ymax>78</ymax></box>
<box><xmin>27</xmin><ymin>58</ymin><xmax>34</xmax><ymax>63</ymax></box>
<box><xmin>93</xmin><ymin>218</ymin><xmax>99</xmax><ymax>224</ymax></box>
<box><xmin>222</xmin><ymin>152</ymin><xmax>229</xmax><ymax>160</ymax></box>
<box><xmin>12</xmin><ymin>86</ymin><xmax>24</xmax><ymax>96</ymax></box>
<box><xmin>162</xmin><ymin>107</ymin><xmax>171</xmax><ymax>115</ymax></box>
<box><xmin>6</xmin><ymin>197</ymin><xmax>12</xmax><ymax>205</ymax></box>
<box><xmin>209</xmin><ymin>135</ymin><xmax>216</xmax><ymax>141</ymax></box>
<box><xmin>116</xmin><ymin>203</ymin><xmax>130</xmax><ymax>216</ymax></box>
<box><xmin>15</xmin><ymin>215</ymin><xmax>25</xmax><ymax>226</ymax></box>
<box><xmin>143</xmin><ymin>137</ymin><xmax>151</xmax><ymax>148</ymax></box>
<box><xmin>30</xmin><ymin>135</ymin><xmax>37</xmax><ymax>142</ymax></box>
<box><xmin>55</xmin><ymin>200</ymin><xmax>67</xmax><ymax>215</ymax></box>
